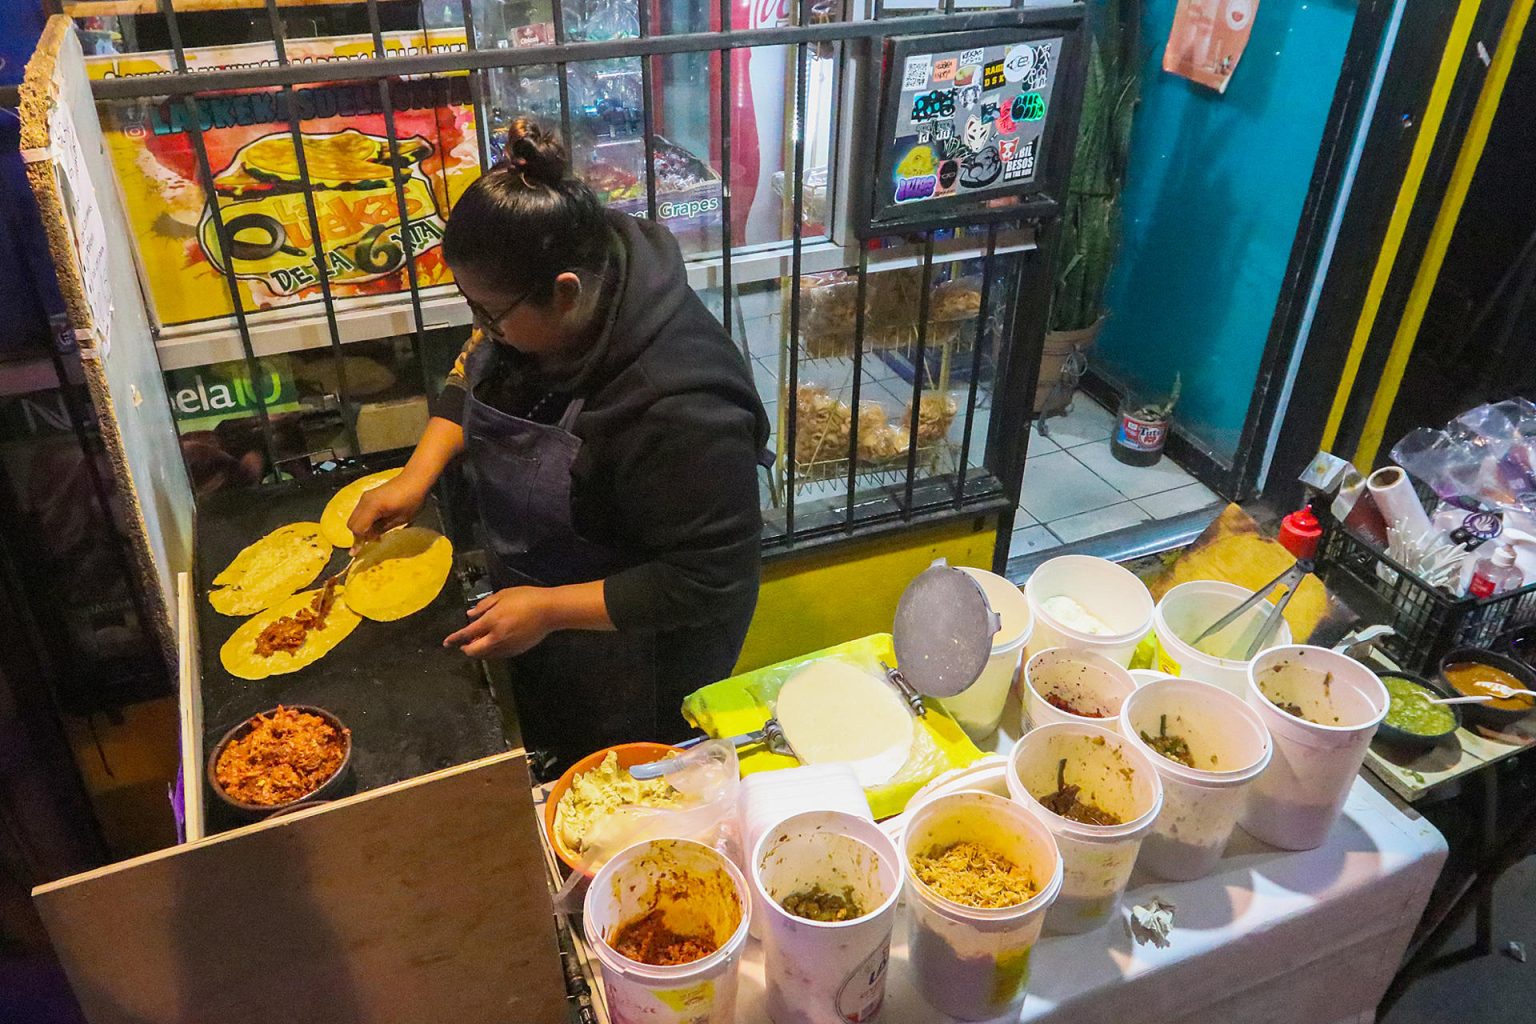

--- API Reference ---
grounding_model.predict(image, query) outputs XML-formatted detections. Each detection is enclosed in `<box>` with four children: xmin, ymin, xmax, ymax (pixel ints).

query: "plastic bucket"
<box><xmin>1152</xmin><ymin>580</ymin><xmax>1294</xmax><ymax>696</ymax></box>
<box><xmin>584</xmin><ymin>838</ymin><xmax>751</xmax><ymax>1024</ymax></box>
<box><xmin>1024</xmin><ymin>555</ymin><xmax>1154</xmax><ymax>667</ymax></box>
<box><xmin>751</xmin><ymin>811</ymin><xmax>902</xmax><ymax>1024</ymax></box>
<box><xmin>1022</xmin><ymin>648</ymin><xmax>1136</xmax><ymax>732</ymax></box>
<box><xmin>1241</xmin><ymin>645</ymin><xmax>1388</xmax><ymax>851</ymax></box>
<box><xmin>938</xmin><ymin>567</ymin><xmax>1035</xmax><ymax>739</ymax></box>
<box><xmin>1007</xmin><ymin>723</ymin><xmax>1163</xmax><ymax>935</ymax></box>
<box><xmin>902</xmin><ymin>791</ymin><xmax>1063</xmax><ymax>1021</ymax></box>
<box><xmin>1120</xmin><ymin>678</ymin><xmax>1273</xmax><ymax>880</ymax></box>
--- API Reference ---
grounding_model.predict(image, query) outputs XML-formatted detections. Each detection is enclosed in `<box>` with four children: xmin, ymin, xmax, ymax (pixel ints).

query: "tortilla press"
<box><xmin>884</xmin><ymin>558</ymin><xmax>1002</xmax><ymax>714</ymax></box>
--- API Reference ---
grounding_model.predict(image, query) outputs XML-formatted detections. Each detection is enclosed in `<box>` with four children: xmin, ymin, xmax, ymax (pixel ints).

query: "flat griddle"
<box><xmin>196</xmin><ymin>468</ymin><xmax>509</xmax><ymax>835</ymax></box>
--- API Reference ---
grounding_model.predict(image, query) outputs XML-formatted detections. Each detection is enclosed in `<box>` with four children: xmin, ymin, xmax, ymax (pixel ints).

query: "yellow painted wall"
<box><xmin>735</xmin><ymin>516</ymin><xmax>1000</xmax><ymax>673</ymax></box>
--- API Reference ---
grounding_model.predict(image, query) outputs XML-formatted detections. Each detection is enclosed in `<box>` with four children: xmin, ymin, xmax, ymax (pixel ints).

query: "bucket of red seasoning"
<box><xmin>584</xmin><ymin>837</ymin><xmax>751</xmax><ymax>1024</ymax></box>
<box><xmin>1023</xmin><ymin>648</ymin><xmax>1137</xmax><ymax>733</ymax></box>
<box><xmin>902</xmin><ymin>791</ymin><xmax>1063</xmax><ymax>1021</ymax></box>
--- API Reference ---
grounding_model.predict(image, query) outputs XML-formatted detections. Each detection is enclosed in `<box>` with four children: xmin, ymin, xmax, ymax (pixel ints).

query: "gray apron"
<box><xmin>461</xmin><ymin>350</ymin><xmax>748</xmax><ymax>771</ymax></box>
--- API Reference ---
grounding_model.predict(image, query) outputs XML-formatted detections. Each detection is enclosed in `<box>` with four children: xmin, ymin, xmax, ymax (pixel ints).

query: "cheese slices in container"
<box><xmin>774</xmin><ymin>661</ymin><xmax>917</xmax><ymax>788</ymax></box>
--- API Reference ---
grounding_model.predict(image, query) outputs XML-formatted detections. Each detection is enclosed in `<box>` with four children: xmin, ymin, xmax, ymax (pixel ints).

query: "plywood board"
<box><xmin>21</xmin><ymin>17</ymin><xmax>194</xmax><ymax>667</ymax></box>
<box><xmin>34</xmin><ymin>750</ymin><xmax>568</xmax><ymax>1024</ymax></box>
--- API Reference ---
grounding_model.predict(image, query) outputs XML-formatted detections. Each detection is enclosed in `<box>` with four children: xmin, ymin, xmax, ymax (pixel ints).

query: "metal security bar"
<box><xmin>62</xmin><ymin>0</ymin><xmax>1086</xmax><ymax>558</ymax></box>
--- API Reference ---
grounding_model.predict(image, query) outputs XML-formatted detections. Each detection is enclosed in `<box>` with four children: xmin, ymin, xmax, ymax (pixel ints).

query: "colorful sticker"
<box><xmin>910</xmin><ymin>88</ymin><xmax>956</xmax><ymax>123</ymax></box>
<box><xmin>902</xmin><ymin>55</ymin><xmax>931</xmax><ymax>91</ymax></box>
<box><xmin>996</xmin><ymin>100</ymin><xmax>1017</xmax><ymax>134</ymax></box>
<box><xmin>1013</xmin><ymin>91</ymin><xmax>1048</xmax><ymax>122</ymax></box>
<box><xmin>998</xmin><ymin>136</ymin><xmax>1019</xmax><ymax>162</ymax></box>
<box><xmin>1002</xmin><ymin>137</ymin><xmax>1038</xmax><ymax>181</ymax></box>
<box><xmin>982</xmin><ymin>59</ymin><xmax>1007</xmax><ymax>92</ymax></box>
<box><xmin>932</xmin><ymin>57</ymin><xmax>957</xmax><ymax>82</ymax></box>
<box><xmin>837</xmin><ymin>940</ymin><xmax>892</xmax><ymax>1023</ymax></box>
<box><xmin>961</xmin><ymin>115</ymin><xmax>991</xmax><ymax>153</ymax></box>
<box><xmin>1003</xmin><ymin>43</ymin><xmax>1037</xmax><ymax>84</ymax></box>
<box><xmin>980</xmin><ymin>100</ymin><xmax>1000</xmax><ymax>124</ymax></box>
<box><xmin>957</xmin><ymin>84</ymin><xmax>980</xmax><ymax>111</ymax></box>
<box><xmin>1023</xmin><ymin>44</ymin><xmax>1054</xmax><ymax>90</ymax></box>
<box><xmin>895</xmin><ymin>174</ymin><xmax>938</xmax><ymax>203</ymax></box>
<box><xmin>958</xmin><ymin>145</ymin><xmax>1002</xmax><ymax>188</ymax></box>
<box><xmin>954</xmin><ymin>64</ymin><xmax>978</xmax><ymax>88</ymax></box>
<box><xmin>959</xmin><ymin>47</ymin><xmax>985</xmax><ymax>67</ymax></box>
<box><xmin>895</xmin><ymin>143</ymin><xmax>937</xmax><ymax>178</ymax></box>
<box><xmin>935</xmin><ymin>159</ymin><xmax>960</xmax><ymax>196</ymax></box>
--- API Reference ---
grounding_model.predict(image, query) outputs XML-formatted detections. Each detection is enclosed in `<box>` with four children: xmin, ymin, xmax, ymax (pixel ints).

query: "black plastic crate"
<box><xmin>1315</xmin><ymin>516</ymin><xmax>1536</xmax><ymax>674</ymax></box>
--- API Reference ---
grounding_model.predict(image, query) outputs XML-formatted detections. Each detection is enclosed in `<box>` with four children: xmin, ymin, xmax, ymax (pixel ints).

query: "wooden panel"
<box><xmin>176</xmin><ymin>571</ymin><xmax>204</xmax><ymax>841</ymax></box>
<box><xmin>20</xmin><ymin>18</ymin><xmax>194</xmax><ymax>667</ymax></box>
<box><xmin>34</xmin><ymin>751</ymin><xmax>568</xmax><ymax>1024</ymax></box>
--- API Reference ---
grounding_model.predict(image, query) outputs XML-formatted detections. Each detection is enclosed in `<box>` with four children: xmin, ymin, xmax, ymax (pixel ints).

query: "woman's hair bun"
<box><xmin>504</xmin><ymin>117</ymin><xmax>568</xmax><ymax>187</ymax></box>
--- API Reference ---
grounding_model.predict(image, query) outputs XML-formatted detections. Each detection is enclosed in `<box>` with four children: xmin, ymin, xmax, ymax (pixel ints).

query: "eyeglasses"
<box><xmin>459</xmin><ymin>282</ymin><xmax>535</xmax><ymax>336</ymax></box>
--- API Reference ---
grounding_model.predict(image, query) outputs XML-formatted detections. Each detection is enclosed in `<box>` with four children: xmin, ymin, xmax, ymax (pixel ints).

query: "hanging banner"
<box><xmin>86</xmin><ymin>31</ymin><xmax>480</xmax><ymax>327</ymax></box>
<box><xmin>1163</xmin><ymin>0</ymin><xmax>1260</xmax><ymax>94</ymax></box>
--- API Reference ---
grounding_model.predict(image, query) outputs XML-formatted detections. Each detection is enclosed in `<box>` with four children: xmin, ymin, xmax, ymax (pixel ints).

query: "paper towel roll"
<box><xmin>1368</xmin><ymin>466</ymin><xmax>1433</xmax><ymax>540</ymax></box>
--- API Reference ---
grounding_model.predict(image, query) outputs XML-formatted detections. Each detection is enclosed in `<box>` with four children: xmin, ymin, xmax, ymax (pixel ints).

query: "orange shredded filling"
<box><xmin>254</xmin><ymin>580</ymin><xmax>336</xmax><ymax>657</ymax></box>
<box><xmin>214</xmin><ymin>706</ymin><xmax>348</xmax><ymax>806</ymax></box>
<box><xmin>609</xmin><ymin>910</ymin><xmax>718</xmax><ymax>966</ymax></box>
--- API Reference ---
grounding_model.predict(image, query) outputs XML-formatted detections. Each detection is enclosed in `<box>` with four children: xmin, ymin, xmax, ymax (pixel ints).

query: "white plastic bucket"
<box><xmin>1129</xmin><ymin>669</ymin><xmax>1177</xmax><ymax>687</ymax></box>
<box><xmin>1022</xmin><ymin>647</ymin><xmax>1137</xmax><ymax>732</ymax></box>
<box><xmin>1241</xmin><ymin>645</ymin><xmax>1388</xmax><ymax>851</ymax></box>
<box><xmin>751</xmin><ymin>811</ymin><xmax>902</xmax><ymax>1024</ymax></box>
<box><xmin>1007</xmin><ymin>722</ymin><xmax>1163</xmax><ymax>934</ymax></box>
<box><xmin>1120</xmin><ymin>678</ymin><xmax>1273</xmax><ymax>880</ymax></box>
<box><xmin>1025</xmin><ymin>555</ymin><xmax>1154</xmax><ymax>666</ymax></box>
<box><xmin>1152</xmin><ymin>580</ymin><xmax>1295</xmax><ymax>696</ymax></box>
<box><xmin>938</xmin><ymin>567</ymin><xmax>1035</xmax><ymax>739</ymax></box>
<box><xmin>902</xmin><ymin>791</ymin><xmax>1063</xmax><ymax>1021</ymax></box>
<box><xmin>584</xmin><ymin>838</ymin><xmax>751</xmax><ymax>1024</ymax></box>
<box><xmin>738</xmin><ymin>764</ymin><xmax>870</xmax><ymax>940</ymax></box>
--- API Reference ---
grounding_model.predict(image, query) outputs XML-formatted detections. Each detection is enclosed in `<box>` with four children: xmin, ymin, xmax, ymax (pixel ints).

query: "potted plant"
<box><xmin>1111</xmin><ymin>373</ymin><xmax>1179</xmax><ymax>466</ymax></box>
<box><xmin>1040</xmin><ymin>0</ymin><xmax>1141</xmax><ymax>417</ymax></box>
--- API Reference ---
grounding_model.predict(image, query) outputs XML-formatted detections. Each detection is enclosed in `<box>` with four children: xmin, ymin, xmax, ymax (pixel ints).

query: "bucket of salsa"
<box><xmin>1438</xmin><ymin>647</ymin><xmax>1536</xmax><ymax>729</ymax></box>
<box><xmin>1375</xmin><ymin>672</ymin><xmax>1460</xmax><ymax>749</ymax></box>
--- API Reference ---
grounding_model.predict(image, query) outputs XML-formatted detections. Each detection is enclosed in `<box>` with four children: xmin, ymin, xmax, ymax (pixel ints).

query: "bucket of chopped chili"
<box><xmin>207</xmin><ymin>704</ymin><xmax>353</xmax><ymax>817</ymax></box>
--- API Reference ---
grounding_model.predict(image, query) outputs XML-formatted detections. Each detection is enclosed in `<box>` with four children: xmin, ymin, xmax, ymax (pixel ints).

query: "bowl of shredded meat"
<box><xmin>207</xmin><ymin>704</ymin><xmax>353</xmax><ymax>817</ymax></box>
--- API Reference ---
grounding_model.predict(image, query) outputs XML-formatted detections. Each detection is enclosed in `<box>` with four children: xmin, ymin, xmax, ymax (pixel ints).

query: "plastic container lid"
<box><xmin>893</xmin><ymin>560</ymin><xmax>1000</xmax><ymax>698</ymax></box>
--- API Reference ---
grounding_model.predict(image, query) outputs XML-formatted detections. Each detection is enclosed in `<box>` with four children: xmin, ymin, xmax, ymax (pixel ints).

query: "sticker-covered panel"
<box><xmin>888</xmin><ymin>36</ymin><xmax>1063</xmax><ymax>208</ymax></box>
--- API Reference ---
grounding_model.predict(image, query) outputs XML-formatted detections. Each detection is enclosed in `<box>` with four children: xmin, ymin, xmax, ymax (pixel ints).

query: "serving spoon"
<box><xmin>1427</xmin><ymin>694</ymin><xmax>1496</xmax><ymax>706</ymax></box>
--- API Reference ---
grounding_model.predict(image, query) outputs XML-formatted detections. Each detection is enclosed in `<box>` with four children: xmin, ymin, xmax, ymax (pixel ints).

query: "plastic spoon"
<box><xmin>1427</xmin><ymin>694</ymin><xmax>1495</xmax><ymax>705</ymax></box>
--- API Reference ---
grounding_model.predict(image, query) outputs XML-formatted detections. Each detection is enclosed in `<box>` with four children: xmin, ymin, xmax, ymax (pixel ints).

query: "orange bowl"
<box><xmin>543</xmin><ymin>742</ymin><xmax>681</xmax><ymax>875</ymax></box>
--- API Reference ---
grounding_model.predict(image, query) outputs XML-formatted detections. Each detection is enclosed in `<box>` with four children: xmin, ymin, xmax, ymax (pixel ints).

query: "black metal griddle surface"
<box><xmin>197</xmin><ymin>471</ymin><xmax>509</xmax><ymax>835</ymax></box>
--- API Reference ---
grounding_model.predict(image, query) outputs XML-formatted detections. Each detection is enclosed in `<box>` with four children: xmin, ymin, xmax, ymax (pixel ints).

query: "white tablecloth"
<box><xmin>733</xmin><ymin>777</ymin><xmax>1446</xmax><ymax>1024</ymax></box>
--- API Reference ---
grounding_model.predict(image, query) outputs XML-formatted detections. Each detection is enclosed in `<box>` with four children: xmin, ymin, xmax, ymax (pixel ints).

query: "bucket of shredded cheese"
<box><xmin>1024</xmin><ymin>555</ymin><xmax>1154</xmax><ymax>667</ymax></box>
<box><xmin>902</xmin><ymin>791</ymin><xmax>1063</xmax><ymax>1021</ymax></box>
<box><xmin>584</xmin><ymin>838</ymin><xmax>751</xmax><ymax>1024</ymax></box>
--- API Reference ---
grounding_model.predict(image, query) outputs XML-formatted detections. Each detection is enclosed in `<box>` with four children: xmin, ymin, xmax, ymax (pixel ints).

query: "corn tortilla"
<box><xmin>320</xmin><ymin>469</ymin><xmax>402</xmax><ymax>548</ymax></box>
<box><xmin>341</xmin><ymin>528</ymin><xmax>453</xmax><ymax>621</ymax></box>
<box><xmin>220</xmin><ymin>586</ymin><xmax>362</xmax><ymax>680</ymax></box>
<box><xmin>210</xmin><ymin>523</ymin><xmax>330</xmax><ymax>616</ymax></box>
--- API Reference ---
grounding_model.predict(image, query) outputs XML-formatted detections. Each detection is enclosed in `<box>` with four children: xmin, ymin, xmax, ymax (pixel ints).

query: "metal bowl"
<box><xmin>207</xmin><ymin>705</ymin><xmax>353</xmax><ymax>819</ymax></box>
<box><xmin>1374</xmin><ymin>671</ymin><xmax>1461</xmax><ymax>750</ymax></box>
<box><xmin>1437</xmin><ymin>647</ymin><xmax>1536</xmax><ymax>730</ymax></box>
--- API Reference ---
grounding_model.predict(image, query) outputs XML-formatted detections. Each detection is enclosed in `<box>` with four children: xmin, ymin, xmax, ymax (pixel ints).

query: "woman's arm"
<box><xmin>348</xmin><ymin>416</ymin><xmax>465</xmax><ymax>540</ymax></box>
<box><xmin>444</xmin><ymin>579</ymin><xmax>615</xmax><ymax>658</ymax></box>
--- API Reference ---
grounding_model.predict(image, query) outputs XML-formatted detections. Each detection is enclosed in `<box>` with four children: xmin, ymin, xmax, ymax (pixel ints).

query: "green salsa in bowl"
<box><xmin>1375</xmin><ymin>672</ymin><xmax>1460</xmax><ymax>749</ymax></box>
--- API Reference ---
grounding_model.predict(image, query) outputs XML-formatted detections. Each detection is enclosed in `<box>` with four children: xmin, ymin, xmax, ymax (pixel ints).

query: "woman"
<box><xmin>350</xmin><ymin>120</ymin><xmax>769</xmax><ymax>772</ymax></box>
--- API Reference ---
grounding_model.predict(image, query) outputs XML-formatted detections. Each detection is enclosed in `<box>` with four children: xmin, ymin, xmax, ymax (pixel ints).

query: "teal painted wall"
<box><xmin>1094</xmin><ymin>0</ymin><xmax>1359</xmax><ymax>460</ymax></box>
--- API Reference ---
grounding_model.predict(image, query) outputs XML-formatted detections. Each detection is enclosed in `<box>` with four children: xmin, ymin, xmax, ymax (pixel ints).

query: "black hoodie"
<box><xmin>432</xmin><ymin>211</ymin><xmax>771</xmax><ymax>634</ymax></box>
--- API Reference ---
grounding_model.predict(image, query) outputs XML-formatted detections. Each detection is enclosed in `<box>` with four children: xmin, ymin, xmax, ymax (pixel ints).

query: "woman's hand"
<box><xmin>444</xmin><ymin>587</ymin><xmax>556</xmax><ymax>658</ymax></box>
<box><xmin>348</xmin><ymin>474</ymin><xmax>429</xmax><ymax>542</ymax></box>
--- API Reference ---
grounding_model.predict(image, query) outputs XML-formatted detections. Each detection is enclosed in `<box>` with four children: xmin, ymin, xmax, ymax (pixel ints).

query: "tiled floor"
<box><xmin>1011</xmin><ymin>393</ymin><xmax>1221</xmax><ymax>559</ymax></box>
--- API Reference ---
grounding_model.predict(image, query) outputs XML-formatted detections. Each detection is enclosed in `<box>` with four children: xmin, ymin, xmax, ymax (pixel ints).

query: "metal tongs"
<box><xmin>629</xmin><ymin>722</ymin><xmax>791</xmax><ymax>780</ymax></box>
<box><xmin>1189</xmin><ymin>507</ymin><xmax>1325</xmax><ymax>661</ymax></box>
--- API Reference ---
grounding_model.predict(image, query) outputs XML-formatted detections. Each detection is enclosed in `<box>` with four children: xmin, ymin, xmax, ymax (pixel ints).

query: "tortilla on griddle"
<box><xmin>341</xmin><ymin>528</ymin><xmax>453</xmax><ymax>622</ymax></box>
<box><xmin>320</xmin><ymin>469</ymin><xmax>403</xmax><ymax>548</ymax></box>
<box><xmin>210</xmin><ymin>522</ymin><xmax>330</xmax><ymax>616</ymax></box>
<box><xmin>220</xmin><ymin>585</ymin><xmax>362</xmax><ymax>680</ymax></box>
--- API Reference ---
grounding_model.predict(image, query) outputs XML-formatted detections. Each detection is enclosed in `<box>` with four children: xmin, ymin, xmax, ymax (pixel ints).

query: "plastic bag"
<box><xmin>572</xmin><ymin>740</ymin><xmax>741</xmax><ymax>876</ymax></box>
<box><xmin>1392</xmin><ymin>398</ymin><xmax>1536</xmax><ymax>514</ymax></box>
